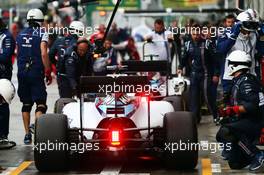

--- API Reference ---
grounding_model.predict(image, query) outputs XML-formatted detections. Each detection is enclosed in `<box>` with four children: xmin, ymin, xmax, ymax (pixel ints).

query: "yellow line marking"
<box><xmin>202</xmin><ymin>158</ymin><xmax>212</xmax><ymax>175</ymax></box>
<box><xmin>9</xmin><ymin>161</ymin><xmax>33</xmax><ymax>175</ymax></box>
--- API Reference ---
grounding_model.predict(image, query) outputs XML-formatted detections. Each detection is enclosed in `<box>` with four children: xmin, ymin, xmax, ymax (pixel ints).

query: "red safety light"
<box><xmin>138</xmin><ymin>156</ymin><xmax>155</xmax><ymax>161</ymax></box>
<box><xmin>111</xmin><ymin>130</ymin><xmax>120</xmax><ymax>146</ymax></box>
<box><xmin>141</xmin><ymin>96</ymin><xmax>150</xmax><ymax>103</ymax></box>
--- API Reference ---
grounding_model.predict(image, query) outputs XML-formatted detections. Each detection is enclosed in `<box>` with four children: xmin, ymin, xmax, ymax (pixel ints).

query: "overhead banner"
<box><xmin>163</xmin><ymin>0</ymin><xmax>217</xmax><ymax>8</ymax></box>
<box><xmin>96</xmin><ymin>0</ymin><xmax>141</xmax><ymax>10</ymax></box>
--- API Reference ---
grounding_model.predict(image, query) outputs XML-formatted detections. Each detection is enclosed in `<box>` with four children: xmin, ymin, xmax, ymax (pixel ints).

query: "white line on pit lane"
<box><xmin>100</xmin><ymin>163</ymin><xmax>122</xmax><ymax>175</ymax></box>
<box><xmin>211</xmin><ymin>163</ymin><xmax>221</xmax><ymax>173</ymax></box>
<box><xmin>99</xmin><ymin>163</ymin><xmax>150</xmax><ymax>175</ymax></box>
<box><xmin>0</xmin><ymin>167</ymin><xmax>16</xmax><ymax>175</ymax></box>
<box><xmin>101</xmin><ymin>173</ymin><xmax>150</xmax><ymax>175</ymax></box>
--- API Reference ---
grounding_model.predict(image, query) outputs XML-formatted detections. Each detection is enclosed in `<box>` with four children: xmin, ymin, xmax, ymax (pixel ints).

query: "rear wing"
<box><xmin>106</xmin><ymin>60</ymin><xmax>169</xmax><ymax>73</ymax></box>
<box><xmin>79</xmin><ymin>76</ymin><xmax>149</xmax><ymax>94</ymax></box>
<box><xmin>121</xmin><ymin>60</ymin><xmax>169</xmax><ymax>73</ymax></box>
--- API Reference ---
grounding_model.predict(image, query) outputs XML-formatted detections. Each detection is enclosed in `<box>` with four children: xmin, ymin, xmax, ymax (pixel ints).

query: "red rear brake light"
<box><xmin>111</xmin><ymin>130</ymin><xmax>120</xmax><ymax>146</ymax></box>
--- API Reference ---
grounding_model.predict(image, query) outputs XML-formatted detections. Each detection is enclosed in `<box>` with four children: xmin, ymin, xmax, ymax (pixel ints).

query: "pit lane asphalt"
<box><xmin>0</xmin><ymin>66</ymin><xmax>260</xmax><ymax>175</ymax></box>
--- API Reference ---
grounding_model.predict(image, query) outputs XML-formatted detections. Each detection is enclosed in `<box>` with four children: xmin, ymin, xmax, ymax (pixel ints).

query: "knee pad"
<box><xmin>35</xmin><ymin>100</ymin><xmax>47</xmax><ymax>114</ymax></box>
<box><xmin>217</xmin><ymin>126</ymin><xmax>237</xmax><ymax>143</ymax></box>
<box><xmin>22</xmin><ymin>103</ymin><xmax>33</xmax><ymax>112</ymax></box>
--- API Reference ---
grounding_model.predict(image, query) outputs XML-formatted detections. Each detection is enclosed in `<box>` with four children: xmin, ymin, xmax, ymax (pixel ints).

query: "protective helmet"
<box><xmin>237</xmin><ymin>9</ymin><xmax>260</xmax><ymax>32</ymax></box>
<box><xmin>171</xmin><ymin>76</ymin><xmax>187</xmax><ymax>96</ymax></box>
<box><xmin>27</xmin><ymin>9</ymin><xmax>44</xmax><ymax>22</ymax></box>
<box><xmin>227</xmin><ymin>50</ymin><xmax>251</xmax><ymax>76</ymax></box>
<box><xmin>69</xmin><ymin>21</ymin><xmax>85</xmax><ymax>37</ymax></box>
<box><xmin>0</xmin><ymin>79</ymin><xmax>15</xmax><ymax>104</ymax></box>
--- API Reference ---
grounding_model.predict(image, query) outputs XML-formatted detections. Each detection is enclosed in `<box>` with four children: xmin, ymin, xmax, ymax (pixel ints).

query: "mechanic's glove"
<box><xmin>72</xmin><ymin>87</ymin><xmax>80</xmax><ymax>97</ymax></box>
<box><xmin>45</xmin><ymin>68</ymin><xmax>52</xmax><ymax>85</ymax></box>
<box><xmin>219</xmin><ymin>106</ymin><xmax>240</xmax><ymax>117</ymax></box>
<box><xmin>259</xmin><ymin>23</ymin><xmax>264</xmax><ymax>35</ymax></box>
<box><xmin>230</xmin><ymin>22</ymin><xmax>242</xmax><ymax>39</ymax></box>
<box><xmin>146</xmin><ymin>37</ymin><xmax>153</xmax><ymax>43</ymax></box>
<box><xmin>218</xmin><ymin>106</ymin><xmax>229</xmax><ymax>117</ymax></box>
<box><xmin>259</xmin><ymin>128</ymin><xmax>264</xmax><ymax>145</ymax></box>
<box><xmin>168</xmin><ymin>38</ymin><xmax>174</xmax><ymax>43</ymax></box>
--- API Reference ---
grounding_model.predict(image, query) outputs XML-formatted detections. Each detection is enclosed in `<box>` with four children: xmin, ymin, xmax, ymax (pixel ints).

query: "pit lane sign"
<box><xmin>96</xmin><ymin>0</ymin><xmax>140</xmax><ymax>10</ymax></box>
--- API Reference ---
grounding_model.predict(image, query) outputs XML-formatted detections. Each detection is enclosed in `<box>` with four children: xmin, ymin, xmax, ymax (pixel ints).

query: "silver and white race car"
<box><xmin>34</xmin><ymin>61</ymin><xmax>197</xmax><ymax>172</ymax></box>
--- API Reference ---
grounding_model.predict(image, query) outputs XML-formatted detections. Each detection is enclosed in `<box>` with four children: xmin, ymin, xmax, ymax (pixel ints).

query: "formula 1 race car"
<box><xmin>34</xmin><ymin>60</ymin><xmax>198</xmax><ymax>172</ymax></box>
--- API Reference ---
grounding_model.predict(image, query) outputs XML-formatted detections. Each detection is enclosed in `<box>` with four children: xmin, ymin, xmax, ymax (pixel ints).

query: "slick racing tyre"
<box><xmin>163</xmin><ymin>112</ymin><xmax>198</xmax><ymax>169</ymax></box>
<box><xmin>182</xmin><ymin>85</ymin><xmax>190</xmax><ymax>111</ymax></box>
<box><xmin>54</xmin><ymin>98</ymin><xmax>77</xmax><ymax>114</ymax></box>
<box><xmin>34</xmin><ymin>114</ymin><xmax>68</xmax><ymax>172</ymax></box>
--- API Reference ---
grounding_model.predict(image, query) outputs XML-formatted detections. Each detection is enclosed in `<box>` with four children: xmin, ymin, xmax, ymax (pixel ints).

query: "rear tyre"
<box><xmin>54</xmin><ymin>98</ymin><xmax>77</xmax><ymax>114</ymax></box>
<box><xmin>163</xmin><ymin>96</ymin><xmax>183</xmax><ymax>111</ymax></box>
<box><xmin>163</xmin><ymin>111</ymin><xmax>198</xmax><ymax>169</ymax></box>
<box><xmin>34</xmin><ymin>114</ymin><xmax>68</xmax><ymax>172</ymax></box>
<box><xmin>182</xmin><ymin>85</ymin><xmax>190</xmax><ymax>111</ymax></box>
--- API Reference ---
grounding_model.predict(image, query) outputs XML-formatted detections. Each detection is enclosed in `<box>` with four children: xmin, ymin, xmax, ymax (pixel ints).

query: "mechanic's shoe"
<box><xmin>221</xmin><ymin>149</ymin><xmax>230</xmax><ymax>160</ymax></box>
<box><xmin>196</xmin><ymin>115</ymin><xmax>201</xmax><ymax>124</ymax></box>
<box><xmin>24</xmin><ymin>133</ymin><xmax>32</xmax><ymax>145</ymax></box>
<box><xmin>0</xmin><ymin>136</ymin><xmax>9</xmax><ymax>145</ymax></box>
<box><xmin>29</xmin><ymin>124</ymin><xmax>35</xmax><ymax>134</ymax></box>
<box><xmin>214</xmin><ymin>118</ymin><xmax>221</xmax><ymax>126</ymax></box>
<box><xmin>0</xmin><ymin>136</ymin><xmax>16</xmax><ymax>149</ymax></box>
<box><xmin>249</xmin><ymin>151</ymin><xmax>264</xmax><ymax>173</ymax></box>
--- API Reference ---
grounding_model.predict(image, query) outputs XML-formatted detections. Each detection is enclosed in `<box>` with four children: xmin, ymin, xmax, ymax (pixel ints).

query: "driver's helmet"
<box><xmin>95</xmin><ymin>93</ymin><xmax>139</xmax><ymax>118</ymax></box>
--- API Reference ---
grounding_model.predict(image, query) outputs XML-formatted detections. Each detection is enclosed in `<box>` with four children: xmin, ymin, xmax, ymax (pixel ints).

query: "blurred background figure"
<box><xmin>112</xmin><ymin>37</ymin><xmax>140</xmax><ymax>61</ymax></box>
<box><xmin>93</xmin><ymin>38</ymin><xmax>118</xmax><ymax>75</ymax></box>
<box><xmin>108</xmin><ymin>22</ymin><xmax>129</xmax><ymax>59</ymax></box>
<box><xmin>90</xmin><ymin>24</ymin><xmax>106</xmax><ymax>44</ymax></box>
<box><xmin>223</xmin><ymin>14</ymin><xmax>236</xmax><ymax>28</ymax></box>
<box><xmin>145</xmin><ymin>19</ymin><xmax>173</xmax><ymax>62</ymax></box>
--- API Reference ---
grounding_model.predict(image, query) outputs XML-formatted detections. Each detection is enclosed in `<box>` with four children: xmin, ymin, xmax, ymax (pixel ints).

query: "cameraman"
<box><xmin>216</xmin><ymin>50</ymin><xmax>264</xmax><ymax>173</ymax></box>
